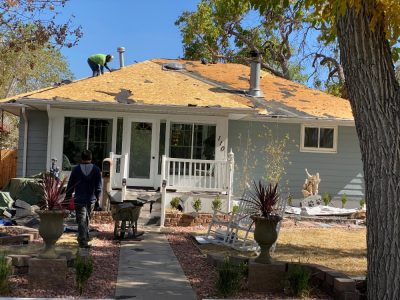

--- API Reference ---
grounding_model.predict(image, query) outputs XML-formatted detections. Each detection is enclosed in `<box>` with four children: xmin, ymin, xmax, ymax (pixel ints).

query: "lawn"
<box><xmin>195</xmin><ymin>226</ymin><xmax>367</xmax><ymax>277</ymax></box>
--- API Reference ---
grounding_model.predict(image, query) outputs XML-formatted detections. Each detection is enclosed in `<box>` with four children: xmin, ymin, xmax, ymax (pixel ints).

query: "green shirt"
<box><xmin>88</xmin><ymin>54</ymin><xmax>107</xmax><ymax>66</ymax></box>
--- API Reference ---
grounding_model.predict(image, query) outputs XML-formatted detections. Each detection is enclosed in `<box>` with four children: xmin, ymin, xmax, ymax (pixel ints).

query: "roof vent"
<box><xmin>162</xmin><ymin>63</ymin><xmax>185</xmax><ymax>71</ymax></box>
<box><xmin>117</xmin><ymin>47</ymin><xmax>125</xmax><ymax>68</ymax></box>
<box><xmin>248</xmin><ymin>50</ymin><xmax>263</xmax><ymax>98</ymax></box>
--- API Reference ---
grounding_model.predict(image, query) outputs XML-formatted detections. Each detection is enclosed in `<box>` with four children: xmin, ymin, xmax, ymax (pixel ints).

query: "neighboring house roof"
<box><xmin>0</xmin><ymin>58</ymin><xmax>353</xmax><ymax>120</ymax></box>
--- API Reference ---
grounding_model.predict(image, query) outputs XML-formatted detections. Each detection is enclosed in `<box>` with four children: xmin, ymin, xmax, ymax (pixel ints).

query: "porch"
<box><xmin>110</xmin><ymin>152</ymin><xmax>235</xmax><ymax>227</ymax></box>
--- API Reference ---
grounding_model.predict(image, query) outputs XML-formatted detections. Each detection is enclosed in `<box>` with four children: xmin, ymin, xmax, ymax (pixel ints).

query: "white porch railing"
<box><xmin>160</xmin><ymin>151</ymin><xmax>235</xmax><ymax>226</ymax></box>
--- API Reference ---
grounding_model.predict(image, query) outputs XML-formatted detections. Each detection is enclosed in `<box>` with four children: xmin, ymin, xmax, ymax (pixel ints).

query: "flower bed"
<box><xmin>164</xmin><ymin>212</ymin><xmax>230</xmax><ymax>227</ymax></box>
<box><xmin>6</xmin><ymin>223</ymin><xmax>119</xmax><ymax>299</ymax></box>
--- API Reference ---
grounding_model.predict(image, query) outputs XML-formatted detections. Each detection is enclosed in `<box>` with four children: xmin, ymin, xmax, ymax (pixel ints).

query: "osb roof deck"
<box><xmin>164</xmin><ymin>59</ymin><xmax>353</xmax><ymax>120</ymax></box>
<box><xmin>0</xmin><ymin>60</ymin><xmax>251</xmax><ymax>109</ymax></box>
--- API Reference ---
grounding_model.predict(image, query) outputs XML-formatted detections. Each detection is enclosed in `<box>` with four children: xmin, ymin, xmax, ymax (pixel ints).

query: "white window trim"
<box><xmin>300</xmin><ymin>124</ymin><xmax>338</xmax><ymax>153</ymax></box>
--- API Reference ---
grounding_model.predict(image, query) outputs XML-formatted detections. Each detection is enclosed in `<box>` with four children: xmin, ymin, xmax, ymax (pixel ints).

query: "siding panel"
<box><xmin>17</xmin><ymin>110</ymin><xmax>48</xmax><ymax>177</ymax></box>
<box><xmin>228</xmin><ymin>120</ymin><xmax>364</xmax><ymax>199</ymax></box>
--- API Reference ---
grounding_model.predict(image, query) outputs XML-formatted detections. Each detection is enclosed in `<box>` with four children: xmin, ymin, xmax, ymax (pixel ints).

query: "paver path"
<box><xmin>115</xmin><ymin>232</ymin><xmax>197</xmax><ymax>300</ymax></box>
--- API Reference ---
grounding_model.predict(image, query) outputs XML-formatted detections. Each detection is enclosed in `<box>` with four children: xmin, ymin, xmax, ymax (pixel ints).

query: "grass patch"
<box><xmin>198</xmin><ymin>227</ymin><xmax>366</xmax><ymax>277</ymax></box>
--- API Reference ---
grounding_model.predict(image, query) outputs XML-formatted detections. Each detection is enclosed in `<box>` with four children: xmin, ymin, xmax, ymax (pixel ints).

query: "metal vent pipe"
<box><xmin>249</xmin><ymin>50</ymin><xmax>263</xmax><ymax>97</ymax></box>
<box><xmin>117</xmin><ymin>47</ymin><xmax>125</xmax><ymax>68</ymax></box>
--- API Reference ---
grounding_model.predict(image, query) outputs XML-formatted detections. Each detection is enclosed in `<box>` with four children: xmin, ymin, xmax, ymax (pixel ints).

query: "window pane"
<box><xmin>116</xmin><ymin>118</ymin><xmax>123</xmax><ymax>155</ymax></box>
<box><xmin>170</xmin><ymin>123</ymin><xmax>192</xmax><ymax>159</ymax></box>
<box><xmin>304</xmin><ymin>127</ymin><xmax>318</xmax><ymax>148</ymax></box>
<box><xmin>158</xmin><ymin>122</ymin><xmax>166</xmax><ymax>174</ymax></box>
<box><xmin>129</xmin><ymin>122</ymin><xmax>152</xmax><ymax>179</ymax></box>
<box><xmin>88</xmin><ymin>119</ymin><xmax>113</xmax><ymax>168</ymax></box>
<box><xmin>193</xmin><ymin>124</ymin><xmax>216</xmax><ymax>160</ymax></box>
<box><xmin>63</xmin><ymin>117</ymin><xmax>88</xmax><ymax>170</ymax></box>
<box><xmin>319</xmin><ymin>128</ymin><xmax>334</xmax><ymax>148</ymax></box>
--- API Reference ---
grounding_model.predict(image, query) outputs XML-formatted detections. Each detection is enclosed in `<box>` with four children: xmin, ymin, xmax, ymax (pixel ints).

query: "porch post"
<box><xmin>160</xmin><ymin>155</ymin><xmax>167</xmax><ymax>227</ymax></box>
<box><xmin>227</xmin><ymin>149</ymin><xmax>234</xmax><ymax>212</ymax></box>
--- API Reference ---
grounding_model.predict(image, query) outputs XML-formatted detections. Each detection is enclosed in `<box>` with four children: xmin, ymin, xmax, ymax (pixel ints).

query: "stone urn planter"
<box><xmin>37</xmin><ymin>210</ymin><xmax>65</xmax><ymax>259</ymax></box>
<box><xmin>36</xmin><ymin>172</ymin><xmax>69</xmax><ymax>259</ymax></box>
<box><xmin>251</xmin><ymin>215</ymin><xmax>281</xmax><ymax>264</ymax></box>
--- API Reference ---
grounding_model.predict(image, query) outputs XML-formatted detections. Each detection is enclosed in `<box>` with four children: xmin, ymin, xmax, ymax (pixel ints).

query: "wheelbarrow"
<box><xmin>107</xmin><ymin>191</ymin><xmax>145</xmax><ymax>239</ymax></box>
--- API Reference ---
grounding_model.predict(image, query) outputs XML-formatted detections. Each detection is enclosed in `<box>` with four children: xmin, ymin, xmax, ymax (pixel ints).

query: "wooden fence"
<box><xmin>0</xmin><ymin>149</ymin><xmax>17</xmax><ymax>189</ymax></box>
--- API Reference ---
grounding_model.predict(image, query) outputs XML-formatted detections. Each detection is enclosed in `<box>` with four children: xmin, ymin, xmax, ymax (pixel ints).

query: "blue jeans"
<box><xmin>87</xmin><ymin>59</ymin><xmax>103</xmax><ymax>77</ymax></box>
<box><xmin>75</xmin><ymin>203</ymin><xmax>95</xmax><ymax>247</ymax></box>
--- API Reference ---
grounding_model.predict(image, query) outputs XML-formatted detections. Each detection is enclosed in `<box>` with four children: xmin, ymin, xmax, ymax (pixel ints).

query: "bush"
<box><xmin>0</xmin><ymin>253</ymin><xmax>11</xmax><ymax>294</ymax></box>
<box><xmin>341</xmin><ymin>193</ymin><xmax>347</xmax><ymax>208</ymax></box>
<box><xmin>232</xmin><ymin>205</ymin><xmax>239</xmax><ymax>214</ymax></box>
<box><xmin>75</xmin><ymin>254</ymin><xmax>93</xmax><ymax>295</ymax></box>
<box><xmin>215</xmin><ymin>259</ymin><xmax>247</xmax><ymax>297</ymax></box>
<box><xmin>287</xmin><ymin>194</ymin><xmax>293</xmax><ymax>206</ymax></box>
<box><xmin>322</xmin><ymin>192</ymin><xmax>331</xmax><ymax>206</ymax></box>
<box><xmin>170</xmin><ymin>197</ymin><xmax>181</xmax><ymax>209</ymax></box>
<box><xmin>286</xmin><ymin>263</ymin><xmax>311</xmax><ymax>297</ymax></box>
<box><xmin>192</xmin><ymin>198</ymin><xmax>202</xmax><ymax>212</ymax></box>
<box><xmin>212</xmin><ymin>195</ymin><xmax>222</xmax><ymax>211</ymax></box>
<box><xmin>359</xmin><ymin>198</ymin><xmax>366</xmax><ymax>208</ymax></box>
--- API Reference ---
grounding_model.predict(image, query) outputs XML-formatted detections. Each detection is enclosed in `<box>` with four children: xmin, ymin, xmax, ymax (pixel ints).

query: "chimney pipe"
<box><xmin>248</xmin><ymin>50</ymin><xmax>263</xmax><ymax>97</ymax></box>
<box><xmin>117</xmin><ymin>47</ymin><xmax>125</xmax><ymax>68</ymax></box>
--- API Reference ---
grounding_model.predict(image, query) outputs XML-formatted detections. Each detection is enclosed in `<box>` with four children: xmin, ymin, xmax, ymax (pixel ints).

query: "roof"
<box><xmin>0</xmin><ymin>59</ymin><xmax>353</xmax><ymax>120</ymax></box>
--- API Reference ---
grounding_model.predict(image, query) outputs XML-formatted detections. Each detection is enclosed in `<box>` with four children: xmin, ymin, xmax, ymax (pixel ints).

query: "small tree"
<box><xmin>75</xmin><ymin>254</ymin><xmax>93</xmax><ymax>295</ymax></box>
<box><xmin>212</xmin><ymin>195</ymin><xmax>222</xmax><ymax>211</ymax></box>
<box><xmin>192</xmin><ymin>198</ymin><xmax>202</xmax><ymax>213</ymax></box>
<box><xmin>341</xmin><ymin>194</ymin><xmax>347</xmax><ymax>208</ymax></box>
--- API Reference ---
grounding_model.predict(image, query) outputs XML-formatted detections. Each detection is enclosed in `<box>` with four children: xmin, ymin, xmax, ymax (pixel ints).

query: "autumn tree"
<box><xmin>251</xmin><ymin>0</ymin><xmax>400</xmax><ymax>298</ymax></box>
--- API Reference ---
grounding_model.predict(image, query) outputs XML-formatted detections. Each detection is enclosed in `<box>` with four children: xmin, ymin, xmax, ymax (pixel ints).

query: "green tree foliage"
<box><xmin>175</xmin><ymin>0</ymin><xmax>307</xmax><ymax>82</ymax></box>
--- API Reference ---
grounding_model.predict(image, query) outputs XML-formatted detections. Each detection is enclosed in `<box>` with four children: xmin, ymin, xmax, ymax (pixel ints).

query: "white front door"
<box><xmin>126</xmin><ymin>120</ymin><xmax>157</xmax><ymax>187</ymax></box>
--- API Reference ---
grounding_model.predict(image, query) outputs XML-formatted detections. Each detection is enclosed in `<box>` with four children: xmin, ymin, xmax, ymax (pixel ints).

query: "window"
<box><xmin>301</xmin><ymin>125</ymin><xmax>337</xmax><ymax>153</ymax></box>
<box><xmin>63</xmin><ymin>117</ymin><xmax>113</xmax><ymax>170</ymax></box>
<box><xmin>170</xmin><ymin>123</ymin><xmax>216</xmax><ymax>160</ymax></box>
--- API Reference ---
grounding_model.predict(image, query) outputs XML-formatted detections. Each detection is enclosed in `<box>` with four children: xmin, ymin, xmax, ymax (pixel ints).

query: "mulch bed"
<box><xmin>166</xmin><ymin>227</ymin><xmax>332</xmax><ymax>300</ymax></box>
<box><xmin>7</xmin><ymin>223</ymin><xmax>119</xmax><ymax>299</ymax></box>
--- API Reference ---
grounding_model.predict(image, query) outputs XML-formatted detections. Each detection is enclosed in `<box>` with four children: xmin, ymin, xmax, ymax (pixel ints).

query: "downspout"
<box><xmin>46</xmin><ymin>104</ymin><xmax>52</xmax><ymax>171</ymax></box>
<box><xmin>21</xmin><ymin>107</ymin><xmax>28</xmax><ymax>177</ymax></box>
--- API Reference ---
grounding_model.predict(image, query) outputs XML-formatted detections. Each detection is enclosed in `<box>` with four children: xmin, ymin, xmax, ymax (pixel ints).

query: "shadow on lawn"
<box><xmin>275</xmin><ymin>243</ymin><xmax>366</xmax><ymax>259</ymax></box>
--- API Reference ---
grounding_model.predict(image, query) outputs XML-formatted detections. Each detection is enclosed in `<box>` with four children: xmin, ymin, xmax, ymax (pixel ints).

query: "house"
<box><xmin>0</xmin><ymin>54</ymin><xmax>364</xmax><ymax>221</ymax></box>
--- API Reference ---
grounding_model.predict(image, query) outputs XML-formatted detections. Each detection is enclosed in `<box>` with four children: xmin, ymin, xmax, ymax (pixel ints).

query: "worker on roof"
<box><xmin>87</xmin><ymin>54</ymin><xmax>113</xmax><ymax>77</ymax></box>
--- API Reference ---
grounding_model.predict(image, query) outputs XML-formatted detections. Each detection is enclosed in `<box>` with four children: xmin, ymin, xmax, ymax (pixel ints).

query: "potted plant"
<box><xmin>36</xmin><ymin>172</ymin><xmax>68</xmax><ymax>259</ymax></box>
<box><xmin>247</xmin><ymin>180</ymin><xmax>282</xmax><ymax>264</ymax></box>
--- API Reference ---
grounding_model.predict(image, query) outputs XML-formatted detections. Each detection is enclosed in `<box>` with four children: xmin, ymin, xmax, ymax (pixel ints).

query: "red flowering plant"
<box><xmin>38</xmin><ymin>172</ymin><xmax>69</xmax><ymax>211</ymax></box>
<box><xmin>246</xmin><ymin>180</ymin><xmax>282</xmax><ymax>221</ymax></box>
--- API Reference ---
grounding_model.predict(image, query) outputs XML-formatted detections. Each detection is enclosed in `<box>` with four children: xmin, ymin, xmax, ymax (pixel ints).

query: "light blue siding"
<box><xmin>17</xmin><ymin>110</ymin><xmax>48</xmax><ymax>177</ymax></box>
<box><xmin>228</xmin><ymin>120</ymin><xmax>364</xmax><ymax>199</ymax></box>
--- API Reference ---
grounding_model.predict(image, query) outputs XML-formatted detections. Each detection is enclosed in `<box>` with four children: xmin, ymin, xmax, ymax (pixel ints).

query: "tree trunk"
<box><xmin>337</xmin><ymin>1</ymin><xmax>400</xmax><ymax>299</ymax></box>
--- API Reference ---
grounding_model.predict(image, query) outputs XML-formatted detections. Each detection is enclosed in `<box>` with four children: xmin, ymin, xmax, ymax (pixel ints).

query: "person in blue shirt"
<box><xmin>66</xmin><ymin>150</ymin><xmax>102</xmax><ymax>248</ymax></box>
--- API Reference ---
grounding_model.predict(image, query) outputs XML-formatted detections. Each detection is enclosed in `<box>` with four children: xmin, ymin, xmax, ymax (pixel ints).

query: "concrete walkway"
<box><xmin>115</xmin><ymin>231</ymin><xmax>197</xmax><ymax>300</ymax></box>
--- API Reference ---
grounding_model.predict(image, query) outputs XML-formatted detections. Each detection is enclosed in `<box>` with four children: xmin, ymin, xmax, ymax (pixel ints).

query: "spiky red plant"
<box><xmin>247</xmin><ymin>180</ymin><xmax>280</xmax><ymax>218</ymax></box>
<box><xmin>39</xmin><ymin>173</ymin><xmax>68</xmax><ymax>210</ymax></box>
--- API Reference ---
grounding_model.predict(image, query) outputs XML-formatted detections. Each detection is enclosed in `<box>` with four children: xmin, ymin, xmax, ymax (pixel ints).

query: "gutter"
<box><xmin>21</xmin><ymin>107</ymin><xmax>28</xmax><ymax>177</ymax></box>
<box><xmin>16</xmin><ymin>98</ymin><xmax>255</xmax><ymax>116</ymax></box>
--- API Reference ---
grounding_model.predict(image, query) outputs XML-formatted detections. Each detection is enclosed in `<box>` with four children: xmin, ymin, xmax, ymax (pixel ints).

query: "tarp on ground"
<box><xmin>0</xmin><ymin>191</ymin><xmax>14</xmax><ymax>209</ymax></box>
<box><xmin>285</xmin><ymin>205</ymin><xmax>358</xmax><ymax>216</ymax></box>
<box><xmin>2</xmin><ymin>178</ymin><xmax>42</xmax><ymax>205</ymax></box>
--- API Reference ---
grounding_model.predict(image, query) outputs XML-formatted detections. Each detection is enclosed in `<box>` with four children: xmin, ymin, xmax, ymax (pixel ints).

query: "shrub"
<box><xmin>322</xmin><ymin>192</ymin><xmax>331</xmax><ymax>206</ymax></box>
<box><xmin>215</xmin><ymin>259</ymin><xmax>247</xmax><ymax>297</ymax></box>
<box><xmin>75</xmin><ymin>254</ymin><xmax>93</xmax><ymax>295</ymax></box>
<box><xmin>170</xmin><ymin>197</ymin><xmax>181</xmax><ymax>210</ymax></box>
<box><xmin>359</xmin><ymin>198</ymin><xmax>366</xmax><ymax>208</ymax></box>
<box><xmin>0</xmin><ymin>253</ymin><xmax>11</xmax><ymax>294</ymax></box>
<box><xmin>232</xmin><ymin>205</ymin><xmax>239</xmax><ymax>214</ymax></box>
<box><xmin>212</xmin><ymin>195</ymin><xmax>222</xmax><ymax>211</ymax></box>
<box><xmin>287</xmin><ymin>194</ymin><xmax>293</xmax><ymax>206</ymax></box>
<box><xmin>192</xmin><ymin>198</ymin><xmax>202</xmax><ymax>212</ymax></box>
<box><xmin>341</xmin><ymin>193</ymin><xmax>347</xmax><ymax>208</ymax></box>
<box><xmin>286</xmin><ymin>263</ymin><xmax>311</xmax><ymax>297</ymax></box>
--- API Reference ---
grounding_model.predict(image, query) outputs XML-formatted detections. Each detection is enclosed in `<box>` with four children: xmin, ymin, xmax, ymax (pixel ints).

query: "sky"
<box><xmin>60</xmin><ymin>0</ymin><xmax>199</xmax><ymax>79</ymax></box>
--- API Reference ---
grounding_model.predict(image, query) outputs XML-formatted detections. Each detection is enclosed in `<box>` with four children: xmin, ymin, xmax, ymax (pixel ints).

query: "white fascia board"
<box><xmin>17</xmin><ymin>98</ymin><xmax>254</xmax><ymax>117</ymax></box>
<box><xmin>0</xmin><ymin>103</ymin><xmax>25</xmax><ymax>116</ymax></box>
<box><xmin>241</xmin><ymin>114</ymin><xmax>355</xmax><ymax>126</ymax></box>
